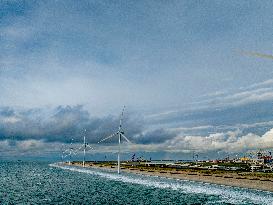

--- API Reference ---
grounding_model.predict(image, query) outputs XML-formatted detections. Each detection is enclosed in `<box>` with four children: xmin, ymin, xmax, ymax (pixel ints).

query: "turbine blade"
<box><xmin>63</xmin><ymin>149</ymin><xmax>70</xmax><ymax>153</ymax></box>
<box><xmin>78</xmin><ymin>144</ymin><xmax>84</xmax><ymax>151</ymax></box>
<box><xmin>121</xmin><ymin>133</ymin><xmax>131</xmax><ymax>143</ymax></box>
<box><xmin>87</xmin><ymin>144</ymin><xmax>94</xmax><ymax>150</ymax></box>
<box><xmin>64</xmin><ymin>154</ymin><xmax>70</xmax><ymax>158</ymax></box>
<box><xmin>97</xmin><ymin>132</ymin><xmax>117</xmax><ymax>144</ymax></box>
<box><xmin>72</xmin><ymin>150</ymin><xmax>78</xmax><ymax>155</ymax></box>
<box><xmin>119</xmin><ymin>106</ymin><xmax>126</xmax><ymax>129</ymax></box>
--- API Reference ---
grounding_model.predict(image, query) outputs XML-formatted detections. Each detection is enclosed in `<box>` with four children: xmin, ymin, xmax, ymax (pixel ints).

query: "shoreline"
<box><xmin>63</xmin><ymin>162</ymin><xmax>273</xmax><ymax>192</ymax></box>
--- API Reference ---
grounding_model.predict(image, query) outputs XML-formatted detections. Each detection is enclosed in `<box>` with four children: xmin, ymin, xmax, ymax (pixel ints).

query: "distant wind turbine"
<box><xmin>97</xmin><ymin>106</ymin><xmax>131</xmax><ymax>174</ymax></box>
<box><xmin>78</xmin><ymin>129</ymin><xmax>93</xmax><ymax>167</ymax></box>
<box><xmin>63</xmin><ymin>139</ymin><xmax>77</xmax><ymax>165</ymax></box>
<box><xmin>61</xmin><ymin>144</ymin><xmax>66</xmax><ymax>163</ymax></box>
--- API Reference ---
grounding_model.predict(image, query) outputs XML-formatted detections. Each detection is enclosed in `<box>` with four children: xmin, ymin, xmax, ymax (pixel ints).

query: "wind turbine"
<box><xmin>98</xmin><ymin>106</ymin><xmax>131</xmax><ymax>174</ymax></box>
<box><xmin>78</xmin><ymin>129</ymin><xmax>93</xmax><ymax>167</ymax></box>
<box><xmin>63</xmin><ymin>139</ymin><xmax>77</xmax><ymax>165</ymax></box>
<box><xmin>61</xmin><ymin>144</ymin><xmax>66</xmax><ymax>163</ymax></box>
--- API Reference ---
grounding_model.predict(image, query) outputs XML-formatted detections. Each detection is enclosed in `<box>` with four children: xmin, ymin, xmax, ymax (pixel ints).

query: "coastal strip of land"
<box><xmin>63</xmin><ymin>161</ymin><xmax>273</xmax><ymax>192</ymax></box>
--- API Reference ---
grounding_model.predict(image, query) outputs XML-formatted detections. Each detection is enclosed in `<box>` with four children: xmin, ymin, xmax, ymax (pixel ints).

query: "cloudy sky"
<box><xmin>1</xmin><ymin>0</ymin><xmax>273</xmax><ymax>160</ymax></box>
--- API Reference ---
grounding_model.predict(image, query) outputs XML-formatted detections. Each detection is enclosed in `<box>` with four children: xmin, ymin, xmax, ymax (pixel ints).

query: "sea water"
<box><xmin>0</xmin><ymin>161</ymin><xmax>273</xmax><ymax>204</ymax></box>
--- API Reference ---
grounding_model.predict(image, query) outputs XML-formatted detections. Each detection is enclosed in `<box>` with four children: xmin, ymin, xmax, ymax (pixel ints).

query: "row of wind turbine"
<box><xmin>61</xmin><ymin>106</ymin><xmax>131</xmax><ymax>174</ymax></box>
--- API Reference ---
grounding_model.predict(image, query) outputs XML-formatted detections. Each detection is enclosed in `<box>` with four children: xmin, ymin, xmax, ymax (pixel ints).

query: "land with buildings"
<box><xmin>64</xmin><ymin>152</ymin><xmax>273</xmax><ymax>192</ymax></box>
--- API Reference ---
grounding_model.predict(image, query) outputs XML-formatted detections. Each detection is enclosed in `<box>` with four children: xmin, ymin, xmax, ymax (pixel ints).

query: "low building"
<box><xmin>233</xmin><ymin>158</ymin><xmax>242</xmax><ymax>163</ymax></box>
<box><xmin>240</xmin><ymin>157</ymin><xmax>250</xmax><ymax>163</ymax></box>
<box><xmin>250</xmin><ymin>165</ymin><xmax>262</xmax><ymax>172</ymax></box>
<box><xmin>251</xmin><ymin>158</ymin><xmax>264</xmax><ymax>165</ymax></box>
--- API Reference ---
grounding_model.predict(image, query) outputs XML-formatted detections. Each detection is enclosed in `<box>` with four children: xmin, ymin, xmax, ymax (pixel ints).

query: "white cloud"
<box><xmin>159</xmin><ymin>128</ymin><xmax>273</xmax><ymax>153</ymax></box>
<box><xmin>1</xmin><ymin>116</ymin><xmax>21</xmax><ymax>123</ymax></box>
<box><xmin>191</xmin><ymin>78</ymin><xmax>273</xmax><ymax>111</ymax></box>
<box><xmin>1</xmin><ymin>127</ymin><xmax>273</xmax><ymax>157</ymax></box>
<box><xmin>199</xmin><ymin>87</ymin><xmax>273</xmax><ymax>108</ymax></box>
<box><xmin>0</xmin><ymin>139</ymin><xmax>63</xmax><ymax>157</ymax></box>
<box><xmin>246</xmin><ymin>78</ymin><xmax>273</xmax><ymax>90</ymax></box>
<box><xmin>16</xmin><ymin>139</ymin><xmax>44</xmax><ymax>150</ymax></box>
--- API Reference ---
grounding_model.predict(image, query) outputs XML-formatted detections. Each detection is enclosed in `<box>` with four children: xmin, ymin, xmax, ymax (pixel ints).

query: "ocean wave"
<box><xmin>50</xmin><ymin>163</ymin><xmax>273</xmax><ymax>205</ymax></box>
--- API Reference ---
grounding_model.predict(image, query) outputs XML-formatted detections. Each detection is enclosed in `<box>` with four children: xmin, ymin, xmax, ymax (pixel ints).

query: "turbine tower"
<box><xmin>61</xmin><ymin>144</ymin><xmax>66</xmax><ymax>163</ymax></box>
<box><xmin>98</xmin><ymin>106</ymin><xmax>131</xmax><ymax>174</ymax></box>
<box><xmin>78</xmin><ymin>129</ymin><xmax>93</xmax><ymax>167</ymax></box>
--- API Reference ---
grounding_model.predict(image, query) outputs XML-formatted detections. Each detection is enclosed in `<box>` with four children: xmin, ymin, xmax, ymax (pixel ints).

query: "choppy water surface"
<box><xmin>0</xmin><ymin>162</ymin><xmax>273</xmax><ymax>204</ymax></box>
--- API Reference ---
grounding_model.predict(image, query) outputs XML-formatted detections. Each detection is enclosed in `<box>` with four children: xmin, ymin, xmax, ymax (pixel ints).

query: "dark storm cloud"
<box><xmin>0</xmin><ymin>105</ymin><xmax>146</xmax><ymax>144</ymax></box>
<box><xmin>132</xmin><ymin>128</ymin><xmax>178</xmax><ymax>145</ymax></box>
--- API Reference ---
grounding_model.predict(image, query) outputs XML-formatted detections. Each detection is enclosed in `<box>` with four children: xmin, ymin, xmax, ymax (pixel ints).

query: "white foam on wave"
<box><xmin>50</xmin><ymin>163</ymin><xmax>273</xmax><ymax>205</ymax></box>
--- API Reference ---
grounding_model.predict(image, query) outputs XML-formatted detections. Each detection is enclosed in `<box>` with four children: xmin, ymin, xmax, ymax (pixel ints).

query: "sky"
<box><xmin>1</xmin><ymin>0</ymin><xmax>273</xmax><ymax>160</ymax></box>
